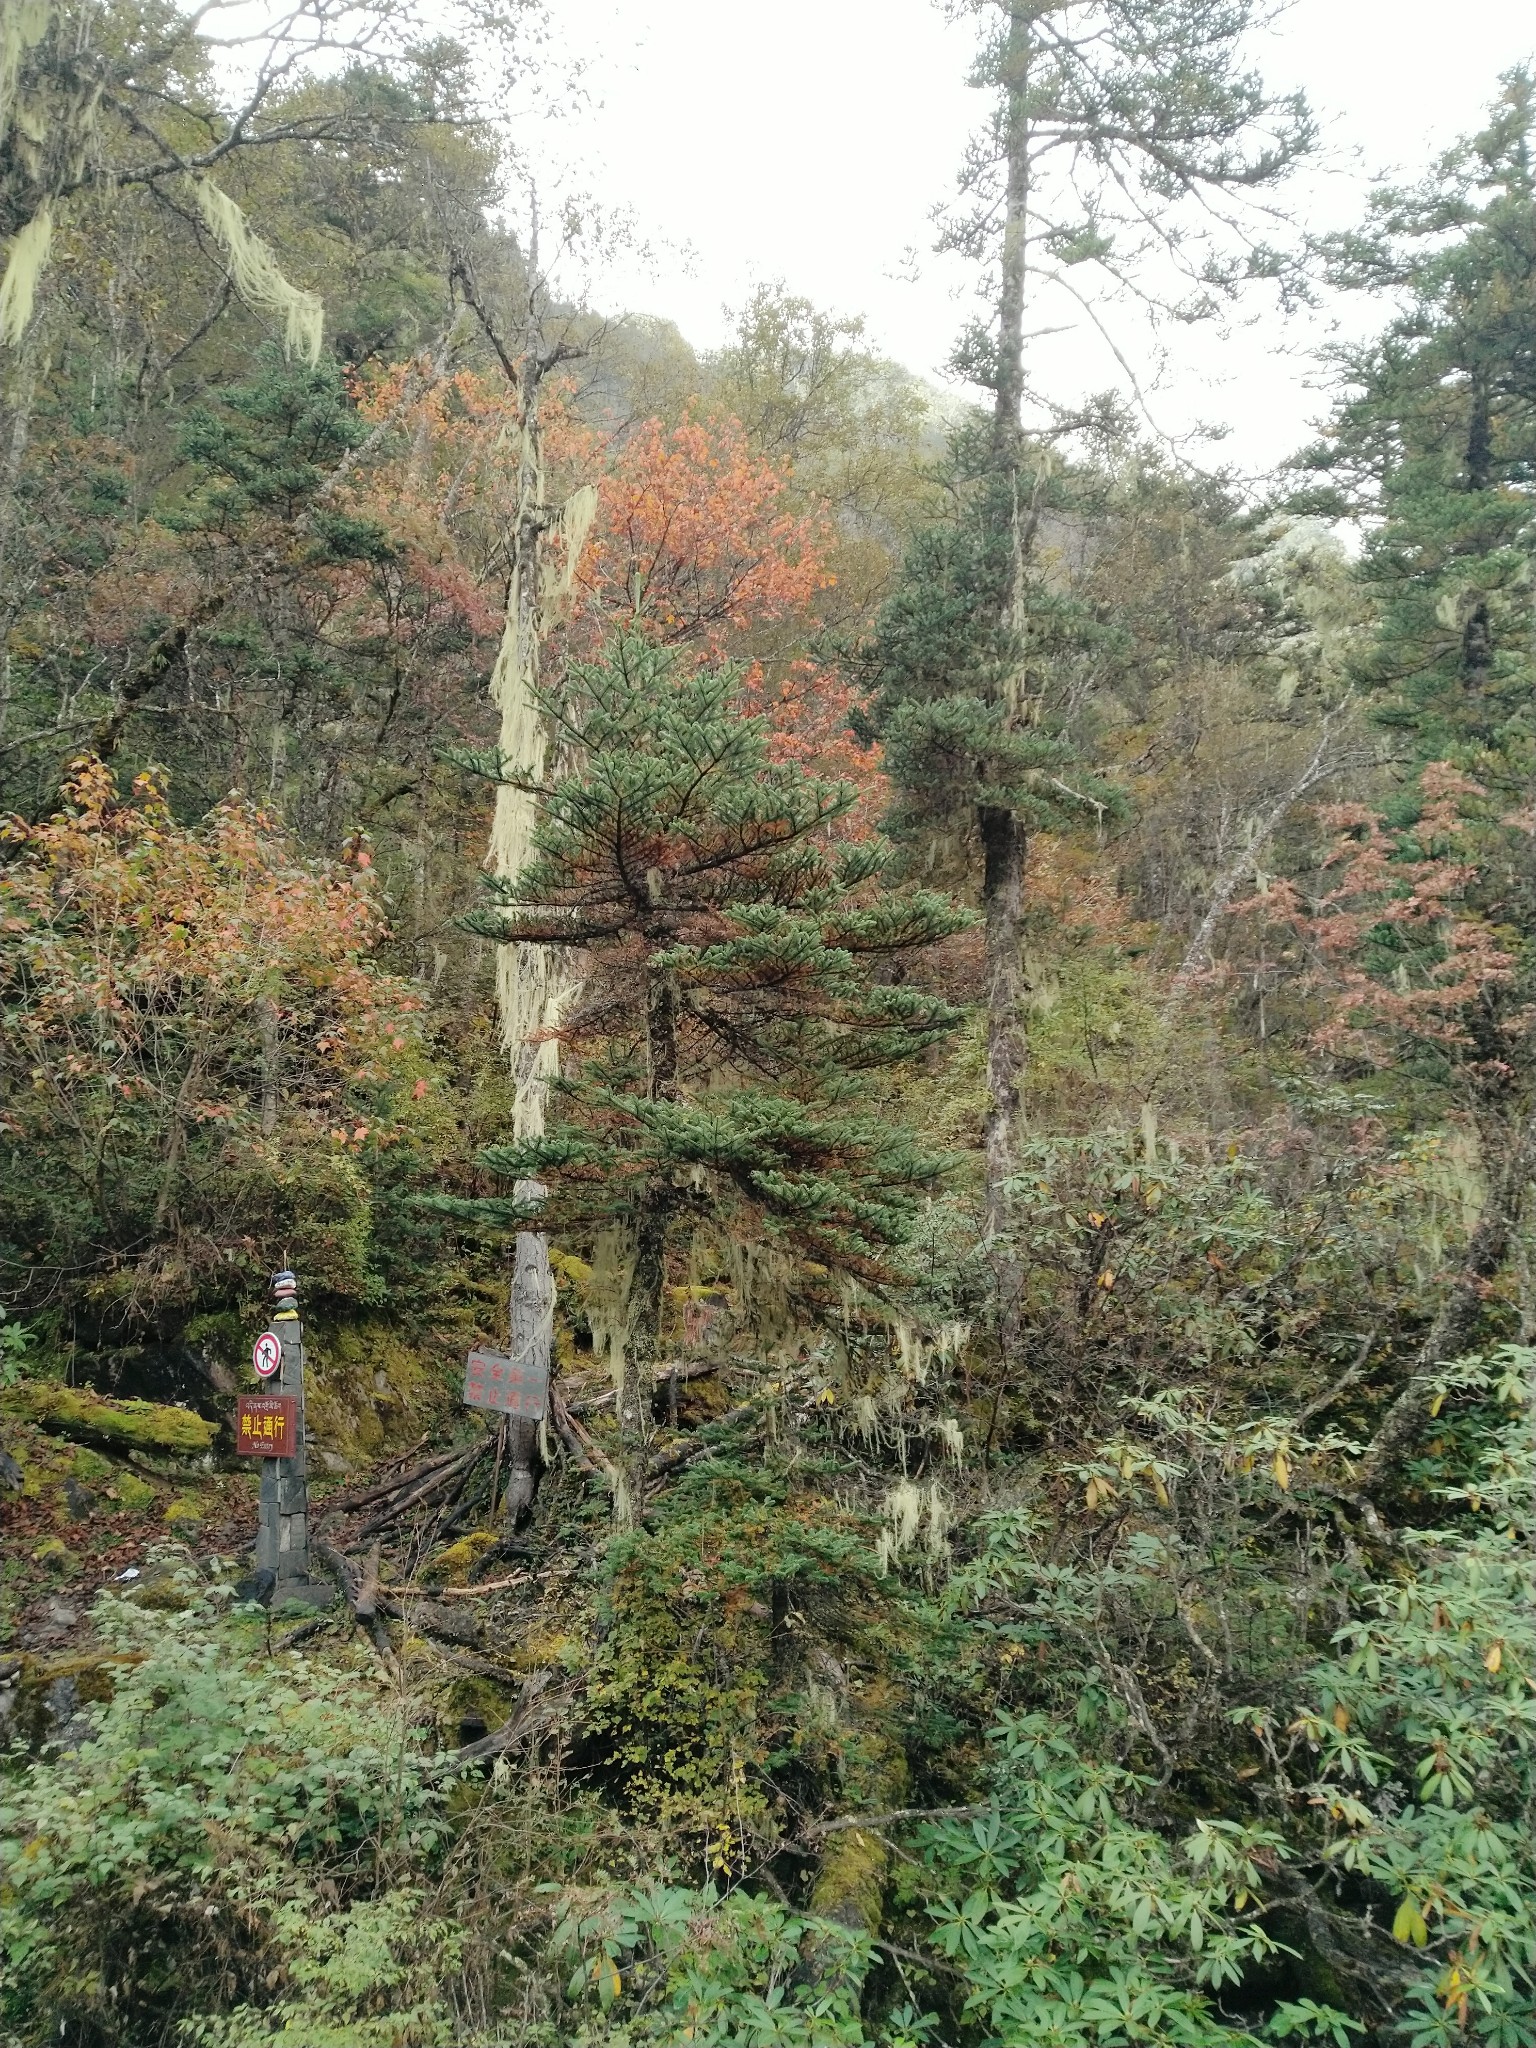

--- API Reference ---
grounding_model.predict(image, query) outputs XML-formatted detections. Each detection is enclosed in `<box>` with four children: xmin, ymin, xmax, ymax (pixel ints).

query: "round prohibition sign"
<box><xmin>252</xmin><ymin>1330</ymin><xmax>283</xmax><ymax>1380</ymax></box>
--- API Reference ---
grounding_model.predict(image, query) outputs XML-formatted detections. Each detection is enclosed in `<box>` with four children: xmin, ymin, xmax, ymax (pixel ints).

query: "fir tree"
<box><xmin>1293</xmin><ymin>69</ymin><xmax>1536</xmax><ymax>787</ymax></box>
<box><xmin>461</xmin><ymin>634</ymin><xmax>969</xmax><ymax>1520</ymax></box>
<box><xmin>871</xmin><ymin>0</ymin><xmax>1314</xmax><ymax>1228</ymax></box>
<box><xmin>1285</xmin><ymin>76</ymin><xmax>1536</xmax><ymax>1489</ymax></box>
<box><xmin>857</xmin><ymin>423</ymin><xmax>1117</xmax><ymax>1233</ymax></box>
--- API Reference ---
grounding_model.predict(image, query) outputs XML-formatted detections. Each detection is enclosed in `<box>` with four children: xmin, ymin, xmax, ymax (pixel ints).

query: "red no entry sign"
<box><xmin>252</xmin><ymin>1330</ymin><xmax>282</xmax><ymax>1379</ymax></box>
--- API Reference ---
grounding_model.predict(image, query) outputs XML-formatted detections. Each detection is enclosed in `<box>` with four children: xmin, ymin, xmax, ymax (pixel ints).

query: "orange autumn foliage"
<box><xmin>1</xmin><ymin>757</ymin><xmax>422</xmax><ymax>1116</ymax></box>
<box><xmin>0</xmin><ymin>760</ymin><xmax>431</xmax><ymax>1311</ymax></box>
<box><xmin>738</xmin><ymin>657</ymin><xmax>887</xmax><ymax>833</ymax></box>
<box><xmin>577</xmin><ymin>412</ymin><xmax>835</xmax><ymax>656</ymax></box>
<box><xmin>343</xmin><ymin>371</ymin><xmax>880</xmax><ymax>823</ymax></box>
<box><xmin>1231</xmin><ymin>764</ymin><xmax>1518</xmax><ymax>1070</ymax></box>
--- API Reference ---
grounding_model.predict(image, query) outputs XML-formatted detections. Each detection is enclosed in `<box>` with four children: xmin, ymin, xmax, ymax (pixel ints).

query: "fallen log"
<box><xmin>450</xmin><ymin>1670</ymin><xmax>554</xmax><ymax>1768</ymax></box>
<box><xmin>313</xmin><ymin>1539</ymin><xmax>397</xmax><ymax>1674</ymax></box>
<box><xmin>350</xmin><ymin>1446</ymin><xmax>484</xmax><ymax>1542</ymax></box>
<box><xmin>564</xmin><ymin>1359</ymin><xmax>719</xmax><ymax>1416</ymax></box>
<box><xmin>320</xmin><ymin>1443</ymin><xmax>469</xmax><ymax>1517</ymax></box>
<box><xmin>4</xmin><ymin>1384</ymin><xmax>217</xmax><ymax>1459</ymax></box>
<box><xmin>355</xmin><ymin>1543</ymin><xmax>381</xmax><ymax>1621</ymax></box>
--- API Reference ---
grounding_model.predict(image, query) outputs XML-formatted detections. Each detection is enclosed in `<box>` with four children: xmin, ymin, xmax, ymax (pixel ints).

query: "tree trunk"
<box><xmin>619</xmin><ymin>1188</ymin><xmax>669</xmax><ymax>1515</ymax></box>
<box><xmin>1464</xmin><ymin>375</ymin><xmax>1493</xmax><ymax>493</ymax></box>
<box><xmin>258</xmin><ymin>996</ymin><xmax>280</xmax><ymax>1137</ymax></box>
<box><xmin>990</xmin><ymin>6</ymin><xmax>1031</xmax><ymax>470</ymax></box>
<box><xmin>498</xmin><ymin>1416</ymin><xmax>541</xmax><ymax>1531</ymax></box>
<box><xmin>507</xmin><ymin>1199</ymin><xmax>552</xmax><ymax>1527</ymax></box>
<box><xmin>1459</xmin><ymin>376</ymin><xmax>1495</xmax><ymax>698</ymax></box>
<box><xmin>979</xmin><ymin>8</ymin><xmax>1033</xmax><ymax>1222</ymax></box>
<box><xmin>481</xmin><ymin>297</ymin><xmax>587</xmax><ymax>1492</ymax></box>
<box><xmin>152</xmin><ymin>1042</ymin><xmax>207</xmax><ymax>1235</ymax></box>
<box><xmin>980</xmin><ymin>804</ymin><xmax>1027</xmax><ymax>1232</ymax></box>
<box><xmin>798</xmin><ymin>1665</ymin><xmax>909</xmax><ymax>2000</ymax></box>
<box><xmin>614</xmin><ymin>951</ymin><xmax>685</xmax><ymax>1525</ymax></box>
<box><xmin>0</xmin><ymin>346</ymin><xmax>39</xmax><ymax>725</ymax></box>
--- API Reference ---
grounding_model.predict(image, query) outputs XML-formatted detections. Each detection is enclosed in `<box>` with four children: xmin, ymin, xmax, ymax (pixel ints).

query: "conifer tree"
<box><xmin>462</xmin><ymin>634</ymin><xmax>968</xmax><ymax>1523</ymax></box>
<box><xmin>1286</xmin><ymin>74</ymin><xmax>1536</xmax><ymax>1494</ymax></box>
<box><xmin>873</xmin><ymin>1</ymin><xmax>1314</xmax><ymax>1226</ymax></box>
<box><xmin>1293</xmin><ymin>69</ymin><xmax>1536</xmax><ymax>789</ymax></box>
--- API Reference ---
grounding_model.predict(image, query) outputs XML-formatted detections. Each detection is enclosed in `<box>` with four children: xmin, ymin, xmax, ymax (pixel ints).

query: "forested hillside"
<box><xmin>2</xmin><ymin>5</ymin><xmax>1533</xmax><ymax>2046</ymax></box>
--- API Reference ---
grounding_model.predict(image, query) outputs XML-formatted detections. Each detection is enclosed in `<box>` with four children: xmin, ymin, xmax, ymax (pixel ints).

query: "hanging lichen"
<box><xmin>488</xmin><ymin>476</ymin><xmax>596</xmax><ymax>1138</ymax></box>
<box><xmin>0</xmin><ymin>203</ymin><xmax>52</xmax><ymax>346</ymax></box>
<box><xmin>0</xmin><ymin>0</ymin><xmax>92</xmax><ymax>348</ymax></box>
<box><xmin>720</xmin><ymin>1237</ymin><xmax>801</xmax><ymax>1360</ymax></box>
<box><xmin>876</xmin><ymin>1477</ymin><xmax>951</xmax><ymax>1575</ymax></box>
<box><xmin>0</xmin><ymin>7</ymin><xmax>325</xmax><ymax>359</ymax></box>
<box><xmin>0</xmin><ymin>2</ymin><xmax>54</xmax><ymax>144</ymax></box>
<box><xmin>188</xmin><ymin>177</ymin><xmax>323</xmax><ymax>364</ymax></box>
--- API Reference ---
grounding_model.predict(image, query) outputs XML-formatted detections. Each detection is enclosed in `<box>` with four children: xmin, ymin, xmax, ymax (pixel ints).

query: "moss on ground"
<box><xmin>304</xmin><ymin>1320</ymin><xmax>457</xmax><ymax>1466</ymax></box>
<box><xmin>423</xmin><ymin>1530</ymin><xmax>499</xmax><ymax>1586</ymax></box>
<box><xmin>3</xmin><ymin>1384</ymin><xmax>217</xmax><ymax>1457</ymax></box>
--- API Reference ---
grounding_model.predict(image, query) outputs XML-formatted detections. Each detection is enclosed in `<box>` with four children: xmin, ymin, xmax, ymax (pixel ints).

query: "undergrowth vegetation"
<box><xmin>4</xmin><ymin>6</ymin><xmax>1536</xmax><ymax>2045</ymax></box>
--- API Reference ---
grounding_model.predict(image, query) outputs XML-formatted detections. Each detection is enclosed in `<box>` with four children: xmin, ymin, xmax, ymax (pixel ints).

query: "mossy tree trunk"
<box><xmin>799</xmin><ymin>1670</ymin><xmax>909</xmax><ymax>1999</ymax></box>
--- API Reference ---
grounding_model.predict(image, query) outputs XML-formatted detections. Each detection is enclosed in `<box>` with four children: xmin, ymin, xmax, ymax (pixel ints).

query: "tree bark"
<box><xmin>615</xmin><ymin>950</ymin><xmax>684</xmax><ymax>1525</ymax></box>
<box><xmin>505</xmin><ymin>1210</ymin><xmax>552</xmax><ymax>1531</ymax></box>
<box><xmin>981</xmin><ymin>804</ymin><xmax>1027</xmax><ymax>1233</ymax></box>
<box><xmin>152</xmin><ymin>1042</ymin><xmax>207</xmax><ymax>1235</ymax></box>
<box><xmin>258</xmin><ymin>996</ymin><xmax>280</xmax><ymax>1137</ymax></box>
<box><xmin>798</xmin><ymin>1665</ymin><xmax>909</xmax><ymax>1999</ymax></box>
<box><xmin>990</xmin><ymin>6</ymin><xmax>1031</xmax><ymax>470</ymax></box>
<box><xmin>93</xmin><ymin>593</ymin><xmax>227</xmax><ymax>759</ymax></box>
<box><xmin>979</xmin><ymin>8</ymin><xmax>1033</xmax><ymax>1221</ymax></box>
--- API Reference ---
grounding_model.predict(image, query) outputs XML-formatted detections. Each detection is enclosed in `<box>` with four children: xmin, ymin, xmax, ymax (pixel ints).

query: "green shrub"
<box><xmin>0</xmin><ymin>1571</ymin><xmax>456</xmax><ymax>2046</ymax></box>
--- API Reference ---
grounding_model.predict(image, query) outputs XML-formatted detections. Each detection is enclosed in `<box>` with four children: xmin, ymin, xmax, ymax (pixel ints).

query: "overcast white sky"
<box><xmin>523</xmin><ymin>0</ymin><xmax>1535</xmax><ymax>481</ymax></box>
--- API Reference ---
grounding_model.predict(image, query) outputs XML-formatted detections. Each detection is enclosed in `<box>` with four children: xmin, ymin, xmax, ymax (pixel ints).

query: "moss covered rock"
<box><xmin>422</xmin><ymin>1531</ymin><xmax>499</xmax><ymax>1587</ymax></box>
<box><xmin>4</xmin><ymin>1384</ymin><xmax>217</xmax><ymax>1458</ymax></box>
<box><xmin>304</xmin><ymin>1320</ymin><xmax>457</xmax><ymax>1465</ymax></box>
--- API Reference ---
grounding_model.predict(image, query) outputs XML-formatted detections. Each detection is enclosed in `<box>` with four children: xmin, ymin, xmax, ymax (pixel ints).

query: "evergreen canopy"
<box><xmin>462</xmin><ymin>634</ymin><xmax>971</xmax><ymax>1278</ymax></box>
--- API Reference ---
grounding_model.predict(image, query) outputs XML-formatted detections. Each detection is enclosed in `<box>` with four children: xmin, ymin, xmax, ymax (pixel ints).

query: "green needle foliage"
<box><xmin>457</xmin><ymin>633</ymin><xmax>969</xmax><ymax>1455</ymax></box>
<box><xmin>1293</xmin><ymin>69</ymin><xmax>1536</xmax><ymax>788</ymax></box>
<box><xmin>859</xmin><ymin>433</ymin><xmax>1114</xmax><ymax>840</ymax></box>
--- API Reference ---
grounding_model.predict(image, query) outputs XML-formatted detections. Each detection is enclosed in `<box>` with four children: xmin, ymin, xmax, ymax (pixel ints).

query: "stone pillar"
<box><xmin>272</xmin><ymin>1269</ymin><xmax>309</xmax><ymax>1584</ymax></box>
<box><xmin>253</xmin><ymin>1268</ymin><xmax>333</xmax><ymax>1608</ymax></box>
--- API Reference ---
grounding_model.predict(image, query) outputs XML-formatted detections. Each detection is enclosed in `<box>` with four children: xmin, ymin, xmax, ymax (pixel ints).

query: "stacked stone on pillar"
<box><xmin>250</xmin><ymin>1269</ymin><xmax>334</xmax><ymax>1610</ymax></box>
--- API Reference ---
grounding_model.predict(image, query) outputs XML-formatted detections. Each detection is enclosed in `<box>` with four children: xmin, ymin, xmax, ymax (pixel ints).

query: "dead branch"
<box><xmin>647</xmin><ymin>1403</ymin><xmax>761</xmax><ymax>1479</ymax></box>
<box><xmin>349</xmin><ymin>1445</ymin><xmax>484</xmax><ymax>1541</ymax></box>
<box><xmin>1172</xmin><ymin>696</ymin><xmax>1362</xmax><ymax>987</ymax></box>
<box><xmin>382</xmin><ymin>1571</ymin><xmax>531</xmax><ymax>1601</ymax></box>
<box><xmin>319</xmin><ymin>1442</ymin><xmax>468</xmax><ymax>1517</ymax></box>
<box><xmin>551</xmin><ymin>1387</ymin><xmax>619</xmax><ymax>1486</ymax></box>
